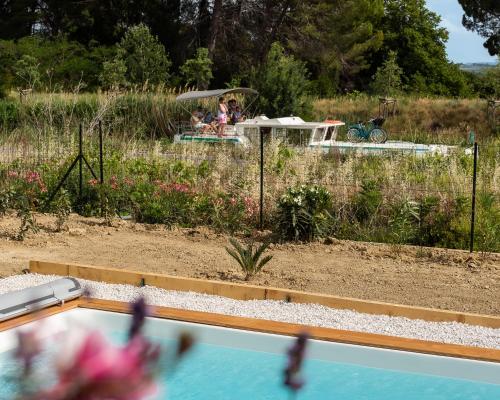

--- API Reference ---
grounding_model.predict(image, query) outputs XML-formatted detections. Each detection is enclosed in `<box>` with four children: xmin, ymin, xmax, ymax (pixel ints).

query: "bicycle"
<box><xmin>347</xmin><ymin>117</ymin><xmax>388</xmax><ymax>143</ymax></box>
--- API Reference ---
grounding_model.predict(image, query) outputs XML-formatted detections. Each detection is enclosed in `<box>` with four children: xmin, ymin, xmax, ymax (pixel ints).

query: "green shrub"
<box><xmin>0</xmin><ymin>100</ymin><xmax>20</xmax><ymax>128</ymax></box>
<box><xmin>225</xmin><ymin>238</ymin><xmax>273</xmax><ymax>281</ymax></box>
<box><xmin>252</xmin><ymin>42</ymin><xmax>311</xmax><ymax>118</ymax></box>
<box><xmin>116</xmin><ymin>24</ymin><xmax>171</xmax><ymax>86</ymax></box>
<box><xmin>353</xmin><ymin>180</ymin><xmax>383</xmax><ymax>223</ymax></box>
<box><xmin>276</xmin><ymin>185</ymin><xmax>333</xmax><ymax>242</ymax></box>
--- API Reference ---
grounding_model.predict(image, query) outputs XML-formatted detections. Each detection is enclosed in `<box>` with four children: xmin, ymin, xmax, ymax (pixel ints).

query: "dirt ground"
<box><xmin>0</xmin><ymin>213</ymin><xmax>498</xmax><ymax>316</ymax></box>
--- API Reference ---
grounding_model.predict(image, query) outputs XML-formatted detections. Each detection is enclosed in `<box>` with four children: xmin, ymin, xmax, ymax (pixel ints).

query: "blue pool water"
<box><xmin>2</xmin><ymin>332</ymin><xmax>499</xmax><ymax>400</ymax></box>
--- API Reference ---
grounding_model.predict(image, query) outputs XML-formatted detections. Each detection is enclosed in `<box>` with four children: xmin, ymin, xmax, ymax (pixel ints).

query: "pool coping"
<box><xmin>29</xmin><ymin>260</ymin><xmax>500</xmax><ymax>328</ymax></box>
<box><xmin>1</xmin><ymin>298</ymin><xmax>500</xmax><ymax>363</ymax></box>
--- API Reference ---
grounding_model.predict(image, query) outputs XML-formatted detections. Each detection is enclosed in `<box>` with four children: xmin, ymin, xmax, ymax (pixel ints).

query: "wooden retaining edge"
<box><xmin>29</xmin><ymin>260</ymin><xmax>500</xmax><ymax>329</ymax></box>
<box><xmin>0</xmin><ymin>297</ymin><xmax>498</xmax><ymax>363</ymax></box>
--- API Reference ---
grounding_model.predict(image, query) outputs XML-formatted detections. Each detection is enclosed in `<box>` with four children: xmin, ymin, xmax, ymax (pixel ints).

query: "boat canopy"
<box><xmin>176</xmin><ymin>87</ymin><xmax>258</xmax><ymax>102</ymax></box>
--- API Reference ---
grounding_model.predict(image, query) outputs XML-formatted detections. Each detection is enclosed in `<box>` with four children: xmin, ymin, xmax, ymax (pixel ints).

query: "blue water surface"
<box><xmin>1</xmin><ymin>331</ymin><xmax>499</xmax><ymax>400</ymax></box>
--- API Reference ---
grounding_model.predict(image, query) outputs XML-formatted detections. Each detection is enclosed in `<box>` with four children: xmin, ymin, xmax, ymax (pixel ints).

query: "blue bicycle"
<box><xmin>347</xmin><ymin>117</ymin><xmax>388</xmax><ymax>143</ymax></box>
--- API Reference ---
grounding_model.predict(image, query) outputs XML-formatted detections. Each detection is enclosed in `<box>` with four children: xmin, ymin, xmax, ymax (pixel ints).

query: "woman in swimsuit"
<box><xmin>217</xmin><ymin>97</ymin><xmax>228</xmax><ymax>137</ymax></box>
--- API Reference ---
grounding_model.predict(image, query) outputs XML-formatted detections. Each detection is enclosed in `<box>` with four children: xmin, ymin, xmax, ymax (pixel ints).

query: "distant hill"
<box><xmin>459</xmin><ymin>62</ymin><xmax>497</xmax><ymax>74</ymax></box>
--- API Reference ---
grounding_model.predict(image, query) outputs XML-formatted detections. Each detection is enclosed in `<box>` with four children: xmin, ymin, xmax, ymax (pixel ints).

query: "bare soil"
<box><xmin>0</xmin><ymin>213</ymin><xmax>499</xmax><ymax>316</ymax></box>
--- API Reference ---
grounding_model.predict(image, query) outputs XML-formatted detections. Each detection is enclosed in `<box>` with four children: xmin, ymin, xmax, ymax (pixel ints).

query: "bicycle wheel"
<box><xmin>369</xmin><ymin>128</ymin><xmax>387</xmax><ymax>144</ymax></box>
<box><xmin>347</xmin><ymin>128</ymin><xmax>362</xmax><ymax>142</ymax></box>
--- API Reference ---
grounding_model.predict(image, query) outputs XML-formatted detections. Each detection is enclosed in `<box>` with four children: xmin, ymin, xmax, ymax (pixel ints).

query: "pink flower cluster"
<box><xmin>7</xmin><ymin>170</ymin><xmax>47</xmax><ymax>193</ymax></box>
<box><xmin>243</xmin><ymin>196</ymin><xmax>258</xmax><ymax>217</ymax></box>
<box><xmin>110</xmin><ymin>176</ymin><xmax>118</xmax><ymax>190</ymax></box>
<box><xmin>154</xmin><ymin>181</ymin><xmax>192</xmax><ymax>195</ymax></box>
<box><xmin>34</xmin><ymin>332</ymin><xmax>160</xmax><ymax>400</ymax></box>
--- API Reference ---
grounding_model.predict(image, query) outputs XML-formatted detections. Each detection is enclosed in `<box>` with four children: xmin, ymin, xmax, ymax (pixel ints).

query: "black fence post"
<box><xmin>78</xmin><ymin>123</ymin><xmax>83</xmax><ymax>198</ymax></box>
<box><xmin>259</xmin><ymin>128</ymin><xmax>264</xmax><ymax>230</ymax></box>
<box><xmin>99</xmin><ymin>120</ymin><xmax>104</xmax><ymax>184</ymax></box>
<box><xmin>469</xmin><ymin>142</ymin><xmax>478</xmax><ymax>253</ymax></box>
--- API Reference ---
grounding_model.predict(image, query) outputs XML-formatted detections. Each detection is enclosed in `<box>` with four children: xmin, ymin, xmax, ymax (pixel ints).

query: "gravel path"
<box><xmin>1</xmin><ymin>274</ymin><xmax>499</xmax><ymax>350</ymax></box>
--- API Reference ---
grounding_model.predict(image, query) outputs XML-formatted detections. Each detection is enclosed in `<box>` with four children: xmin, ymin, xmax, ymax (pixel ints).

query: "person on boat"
<box><xmin>217</xmin><ymin>97</ymin><xmax>228</xmax><ymax>137</ymax></box>
<box><xmin>191</xmin><ymin>108</ymin><xmax>215</xmax><ymax>133</ymax></box>
<box><xmin>231</xmin><ymin>106</ymin><xmax>245</xmax><ymax>124</ymax></box>
<box><xmin>203</xmin><ymin>111</ymin><xmax>214</xmax><ymax>124</ymax></box>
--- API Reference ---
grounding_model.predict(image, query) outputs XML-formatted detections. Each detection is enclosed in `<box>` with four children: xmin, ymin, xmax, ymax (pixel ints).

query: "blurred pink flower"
<box><xmin>229</xmin><ymin>197</ymin><xmax>237</xmax><ymax>206</ymax></box>
<box><xmin>15</xmin><ymin>330</ymin><xmax>42</xmax><ymax>375</ymax></box>
<box><xmin>35</xmin><ymin>331</ymin><xmax>159</xmax><ymax>400</ymax></box>
<box><xmin>109</xmin><ymin>176</ymin><xmax>118</xmax><ymax>190</ymax></box>
<box><xmin>123</xmin><ymin>177</ymin><xmax>135</xmax><ymax>186</ymax></box>
<box><xmin>88</xmin><ymin>179</ymin><xmax>98</xmax><ymax>187</ymax></box>
<box><xmin>7</xmin><ymin>170</ymin><xmax>19</xmax><ymax>178</ymax></box>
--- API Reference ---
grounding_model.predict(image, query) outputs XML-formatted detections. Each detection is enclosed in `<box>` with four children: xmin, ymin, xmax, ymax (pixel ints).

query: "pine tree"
<box><xmin>370</xmin><ymin>51</ymin><xmax>403</xmax><ymax>97</ymax></box>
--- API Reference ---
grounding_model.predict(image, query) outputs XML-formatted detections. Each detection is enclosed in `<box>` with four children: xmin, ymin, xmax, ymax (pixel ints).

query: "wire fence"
<box><xmin>0</xmin><ymin>122</ymin><xmax>499</xmax><ymax>252</ymax></box>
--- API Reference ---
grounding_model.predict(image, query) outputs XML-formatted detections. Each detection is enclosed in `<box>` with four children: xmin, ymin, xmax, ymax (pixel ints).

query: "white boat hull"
<box><xmin>309</xmin><ymin>141</ymin><xmax>468</xmax><ymax>156</ymax></box>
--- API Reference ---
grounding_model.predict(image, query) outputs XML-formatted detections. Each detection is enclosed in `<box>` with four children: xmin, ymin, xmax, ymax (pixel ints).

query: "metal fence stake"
<box><xmin>469</xmin><ymin>142</ymin><xmax>478</xmax><ymax>253</ymax></box>
<box><xmin>259</xmin><ymin>128</ymin><xmax>264</xmax><ymax>230</ymax></box>
<box><xmin>99</xmin><ymin>120</ymin><xmax>104</xmax><ymax>184</ymax></box>
<box><xmin>78</xmin><ymin>123</ymin><xmax>83</xmax><ymax>198</ymax></box>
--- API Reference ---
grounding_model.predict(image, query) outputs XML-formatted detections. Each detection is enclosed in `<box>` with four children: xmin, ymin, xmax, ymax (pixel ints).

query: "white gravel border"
<box><xmin>1</xmin><ymin>273</ymin><xmax>499</xmax><ymax>350</ymax></box>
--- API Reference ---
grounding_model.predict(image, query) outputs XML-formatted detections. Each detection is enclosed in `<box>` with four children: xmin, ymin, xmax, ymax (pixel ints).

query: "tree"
<box><xmin>458</xmin><ymin>0</ymin><xmax>500</xmax><ymax>56</ymax></box>
<box><xmin>370</xmin><ymin>51</ymin><xmax>403</xmax><ymax>96</ymax></box>
<box><xmin>0</xmin><ymin>36</ymin><xmax>113</xmax><ymax>91</ymax></box>
<box><xmin>100</xmin><ymin>58</ymin><xmax>128</xmax><ymax>89</ymax></box>
<box><xmin>115</xmin><ymin>24</ymin><xmax>171</xmax><ymax>86</ymax></box>
<box><xmin>180</xmin><ymin>48</ymin><xmax>213</xmax><ymax>89</ymax></box>
<box><xmin>14</xmin><ymin>54</ymin><xmax>40</xmax><ymax>90</ymax></box>
<box><xmin>0</xmin><ymin>0</ymin><xmax>38</xmax><ymax>39</ymax></box>
<box><xmin>252</xmin><ymin>42</ymin><xmax>310</xmax><ymax>118</ymax></box>
<box><xmin>290</xmin><ymin>0</ymin><xmax>384</xmax><ymax>95</ymax></box>
<box><xmin>380</xmin><ymin>0</ymin><xmax>471</xmax><ymax>96</ymax></box>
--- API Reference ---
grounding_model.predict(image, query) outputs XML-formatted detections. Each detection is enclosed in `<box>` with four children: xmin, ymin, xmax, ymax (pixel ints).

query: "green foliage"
<box><xmin>0</xmin><ymin>36</ymin><xmax>114</xmax><ymax>91</ymax></box>
<box><xmin>458</xmin><ymin>0</ymin><xmax>499</xmax><ymax>56</ymax></box>
<box><xmin>388</xmin><ymin>198</ymin><xmax>420</xmax><ymax>244</ymax></box>
<box><xmin>100</xmin><ymin>58</ymin><xmax>128</xmax><ymax>90</ymax></box>
<box><xmin>180</xmin><ymin>48</ymin><xmax>213</xmax><ymax>89</ymax></box>
<box><xmin>293</xmin><ymin>0</ymin><xmax>384</xmax><ymax>95</ymax></box>
<box><xmin>53</xmin><ymin>189</ymin><xmax>72</xmax><ymax>232</ymax></box>
<box><xmin>380</xmin><ymin>0</ymin><xmax>472</xmax><ymax>96</ymax></box>
<box><xmin>225</xmin><ymin>238</ymin><xmax>273</xmax><ymax>280</ymax></box>
<box><xmin>116</xmin><ymin>24</ymin><xmax>171</xmax><ymax>86</ymax></box>
<box><xmin>479</xmin><ymin>58</ymin><xmax>500</xmax><ymax>98</ymax></box>
<box><xmin>276</xmin><ymin>185</ymin><xmax>333</xmax><ymax>242</ymax></box>
<box><xmin>354</xmin><ymin>180</ymin><xmax>383</xmax><ymax>222</ymax></box>
<box><xmin>252</xmin><ymin>42</ymin><xmax>311</xmax><ymax>118</ymax></box>
<box><xmin>13</xmin><ymin>54</ymin><xmax>40</xmax><ymax>90</ymax></box>
<box><xmin>370</xmin><ymin>51</ymin><xmax>403</xmax><ymax>96</ymax></box>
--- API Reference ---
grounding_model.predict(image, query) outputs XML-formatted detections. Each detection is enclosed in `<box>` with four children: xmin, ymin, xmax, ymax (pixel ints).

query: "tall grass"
<box><xmin>0</xmin><ymin>92</ymin><xmax>498</xmax><ymax>251</ymax></box>
<box><xmin>313</xmin><ymin>95</ymin><xmax>495</xmax><ymax>144</ymax></box>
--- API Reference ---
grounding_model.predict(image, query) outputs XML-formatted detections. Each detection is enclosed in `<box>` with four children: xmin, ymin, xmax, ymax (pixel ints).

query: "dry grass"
<box><xmin>313</xmin><ymin>96</ymin><xmax>494</xmax><ymax>144</ymax></box>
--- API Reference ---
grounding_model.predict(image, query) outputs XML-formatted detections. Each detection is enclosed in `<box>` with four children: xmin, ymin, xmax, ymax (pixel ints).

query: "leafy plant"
<box><xmin>53</xmin><ymin>189</ymin><xmax>72</xmax><ymax>232</ymax></box>
<box><xmin>354</xmin><ymin>180</ymin><xmax>383</xmax><ymax>223</ymax></box>
<box><xmin>225</xmin><ymin>238</ymin><xmax>273</xmax><ymax>280</ymax></box>
<box><xmin>388</xmin><ymin>198</ymin><xmax>420</xmax><ymax>244</ymax></box>
<box><xmin>115</xmin><ymin>23</ymin><xmax>171</xmax><ymax>86</ymax></box>
<box><xmin>370</xmin><ymin>50</ymin><xmax>403</xmax><ymax>97</ymax></box>
<box><xmin>252</xmin><ymin>42</ymin><xmax>311</xmax><ymax>118</ymax></box>
<box><xmin>276</xmin><ymin>185</ymin><xmax>333</xmax><ymax>242</ymax></box>
<box><xmin>180</xmin><ymin>47</ymin><xmax>213</xmax><ymax>89</ymax></box>
<box><xmin>15</xmin><ymin>197</ymin><xmax>38</xmax><ymax>241</ymax></box>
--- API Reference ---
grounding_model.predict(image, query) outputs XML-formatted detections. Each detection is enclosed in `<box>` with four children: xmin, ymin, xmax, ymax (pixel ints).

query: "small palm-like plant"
<box><xmin>225</xmin><ymin>238</ymin><xmax>273</xmax><ymax>281</ymax></box>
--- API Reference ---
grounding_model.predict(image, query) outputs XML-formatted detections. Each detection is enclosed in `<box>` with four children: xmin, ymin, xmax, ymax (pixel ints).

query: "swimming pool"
<box><xmin>1</xmin><ymin>308</ymin><xmax>499</xmax><ymax>399</ymax></box>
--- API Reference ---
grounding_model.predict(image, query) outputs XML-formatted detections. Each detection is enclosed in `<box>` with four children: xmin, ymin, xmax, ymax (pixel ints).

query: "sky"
<box><xmin>426</xmin><ymin>0</ymin><xmax>497</xmax><ymax>64</ymax></box>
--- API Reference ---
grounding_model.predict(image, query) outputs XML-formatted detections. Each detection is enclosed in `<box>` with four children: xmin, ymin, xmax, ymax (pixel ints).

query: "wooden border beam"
<box><xmin>29</xmin><ymin>260</ymin><xmax>500</xmax><ymax>328</ymax></box>
<box><xmin>0</xmin><ymin>297</ymin><xmax>498</xmax><ymax>363</ymax></box>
